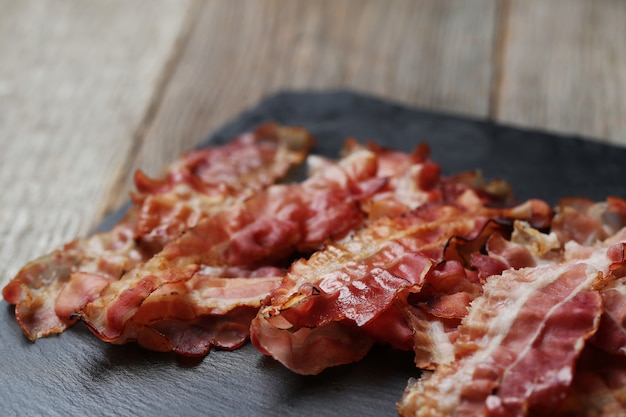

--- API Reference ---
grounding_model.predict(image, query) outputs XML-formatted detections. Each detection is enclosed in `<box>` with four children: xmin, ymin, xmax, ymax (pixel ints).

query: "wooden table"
<box><xmin>1</xmin><ymin>0</ymin><xmax>625</xmax><ymax>287</ymax></box>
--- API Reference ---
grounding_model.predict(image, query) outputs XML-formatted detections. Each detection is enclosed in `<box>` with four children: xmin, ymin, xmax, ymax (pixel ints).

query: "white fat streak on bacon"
<box><xmin>135</xmin><ymin>270</ymin><xmax>284</xmax><ymax>321</ymax></box>
<box><xmin>397</xmin><ymin>237</ymin><xmax>620</xmax><ymax>417</ymax></box>
<box><xmin>78</xmin><ymin>148</ymin><xmax>381</xmax><ymax>342</ymax></box>
<box><xmin>3</xmin><ymin>124</ymin><xmax>312</xmax><ymax>341</ymax></box>
<box><xmin>404</xmin><ymin>306</ymin><xmax>457</xmax><ymax>369</ymax></box>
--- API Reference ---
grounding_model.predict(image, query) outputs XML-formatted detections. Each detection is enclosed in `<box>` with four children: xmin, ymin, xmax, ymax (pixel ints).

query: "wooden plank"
<box><xmin>0</xmin><ymin>0</ymin><xmax>192</xmax><ymax>284</ymax></box>
<box><xmin>495</xmin><ymin>0</ymin><xmax>626</xmax><ymax>145</ymax></box>
<box><xmin>102</xmin><ymin>0</ymin><xmax>496</xmax><ymax>213</ymax></box>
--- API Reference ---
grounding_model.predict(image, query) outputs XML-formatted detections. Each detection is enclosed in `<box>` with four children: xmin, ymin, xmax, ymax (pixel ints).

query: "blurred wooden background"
<box><xmin>1</xmin><ymin>0</ymin><xmax>625</xmax><ymax>285</ymax></box>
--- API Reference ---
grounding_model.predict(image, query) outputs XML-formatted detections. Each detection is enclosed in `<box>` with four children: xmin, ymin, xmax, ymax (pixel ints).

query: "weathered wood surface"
<box><xmin>1</xmin><ymin>0</ymin><xmax>625</xmax><ymax>286</ymax></box>
<box><xmin>0</xmin><ymin>0</ymin><xmax>194</xmax><ymax>282</ymax></box>
<box><xmin>496</xmin><ymin>0</ymin><xmax>626</xmax><ymax>143</ymax></box>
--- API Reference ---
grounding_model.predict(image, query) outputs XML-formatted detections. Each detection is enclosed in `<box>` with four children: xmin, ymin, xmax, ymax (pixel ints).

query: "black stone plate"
<box><xmin>3</xmin><ymin>90</ymin><xmax>626</xmax><ymax>417</ymax></box>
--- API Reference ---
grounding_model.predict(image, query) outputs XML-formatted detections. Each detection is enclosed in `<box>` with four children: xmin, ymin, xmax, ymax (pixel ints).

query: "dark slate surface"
<box><xmin>3</xmin><ymin>90</ymin><xmax>626</xmax><ymax>417</ymax></box>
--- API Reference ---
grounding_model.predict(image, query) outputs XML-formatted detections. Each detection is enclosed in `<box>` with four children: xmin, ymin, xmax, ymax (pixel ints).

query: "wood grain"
<box><xmin>99</xmin><ymin>0</ymin><xmax>497</xmax><ymax>214</ymax></box>
<box><xmin>3</xmin><ymin>0</ymin><xmax>626</xmax><ymax>290</ymax></box>
<box><xmin>0</xmin><ymin>0</ymin><xmax>192</xmax><ymax>284</ymax></box>
<box><xmin>495</xmin><ymin>0</ymin><xmax>626</xmax><ymax>144</ymax></box>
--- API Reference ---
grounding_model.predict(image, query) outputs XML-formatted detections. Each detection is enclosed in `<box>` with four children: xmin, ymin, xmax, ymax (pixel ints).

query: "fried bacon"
<box><xmin>250</xmin><ymin>199</ymin><xmax>553</xmax><ymax>375</ymax></box>
<box><xmin>126</xmin><ymin>267</ymin><xmax>284</xmax><ymax>355</ymax></box>
<box><xmin>551</xmin><ymin>196</ymin><xmax>626</xmax><ymax>246</ymax></box>
<box><xmin>2</xmin><ymin>220</ymin><xmax>146</xmax><ymax>340</ymax></box>
<box><xmin>3</xmin><ymin>124</ymin><xmax>312</xmax><ymax>340</ymax></box>
<box><xmin>5</xmin><ymin>126</ymin><xmax>626</xmax><ymax>417</ymax></box>
<box><xmin>397</xmin><ymin>235</ymin><xmax>625</xmax><ymax>417</ymax></box>
<box><xmin>357</xmin><ymin>141</ymin><xmax>442</xmax><ymax>219</ymax></box>
<box><xmin>77</xmin><ymin>147</ymin><xmax>384</xmax><ymax>347</ymax></box>
<box><xmin>592</xmin><ymin>275</ymin><xmax>626</xmax><ymax>356</ymax></box>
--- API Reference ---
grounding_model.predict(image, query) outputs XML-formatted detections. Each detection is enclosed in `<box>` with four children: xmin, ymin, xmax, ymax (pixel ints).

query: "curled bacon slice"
<box><xmin>552</xmin><ymin>196</ymin><xmax>626</xmax><ymax>246</ymax></box>
<box><xmin>78</xmin><ymin>148</ymin><xmax>383</xmax><ymax>345</ymax></box>
<box><xmin>588</xmin><ymin>228</ymin><xmax>626</xmax><ymax>357</ymax></box>
<box><xmin>3</xmin><ymin>124</ymin><xmax>312</xmax><ymax>340</ymax></box>
<box><xmin>397</xmin><ymin>237</ymin><xmax>623</xmax><ymax>417</ymax></box>
<box><xmin>128</xmin><ymin>267</ymin><xmax>284</xmax><ymax>356</ymax></box>
<box><xmin>358</xmin><ymin>141</ymin><xmax>443</xmax><ymax>219</ymax></box>
<box><xmin>2</xmin><ymin>220</ymin><xmax>146</xmax><ymax>340</ymax></box>
<box><xmin>250</xmin><ymin>199</ymin><xmax>553</xmax><ymax>375</ymax></box>
<box><xmin>132</xmin><ymin>123</ymin><xmax>313</xmax><ymax>251</ymax></box>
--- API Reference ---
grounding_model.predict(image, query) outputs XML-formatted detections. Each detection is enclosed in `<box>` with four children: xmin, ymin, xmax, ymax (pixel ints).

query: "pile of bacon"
<box><xmin>4</xmin><ymin>124</ymin><xmax>626</xmax><ymax>416</ymax></box>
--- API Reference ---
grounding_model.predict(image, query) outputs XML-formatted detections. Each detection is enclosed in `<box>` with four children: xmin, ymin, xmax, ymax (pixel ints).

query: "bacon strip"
<box><xmin>3</xmin><ymin>124</ymin><xmax>312</xmax><ymax>340</ymax></box>
<box><xmin>130</xmin><ymin>268</ymin><xmax>284</xmax><ymax>355</ymax></box>
<box><xmin>397</xmin><ymin>237</ymin><xmax>623</xmax><ymax>417</ymax></box>
<box><xmin>250</xmin><ymin>199</ymin><xmax>553</xmax><ymax>375</ymax></box>
<box><xmin>2</xmin><ymin>219</ymin><xmax>146</xmax><ymax>340</ymax></box>
<box><xmin>132</xmin><ymin>123</ymin><xmax>312</xmax><ymax>251</ymax></box>
<box><xmin>551</xmin><ymin>199</ymin><xmax>626</xmax><ymax>358</ymax></box>
<box><xmin>78</xmin><ymin>148</ymin><xmax>383</xmax><ymax>346</ymax></box>
<box><xmin>358</xmin><ymin>141</ymin><xmax>443</xmax><ymax>219</ymax></box>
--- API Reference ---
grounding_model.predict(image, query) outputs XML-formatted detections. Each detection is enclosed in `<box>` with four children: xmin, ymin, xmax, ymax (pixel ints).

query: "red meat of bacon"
<box><xmin>77</xmin><ymin>147</ymin><xmax>384</xmax><ymax>347</ymax></box>
<box><xmin>250</xmin><ymin>199</ymin><xmax>552</xmax><ymax>375</ymax></box>
<box><xmin>3</xmin><ymin>124</ymin><xmax>312</xmax><ymax>340</ymax></box>
<box><xmin>397</xmin><ymin>236</ymin><xmax>626</xmax><ymax>417</ymax></box>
